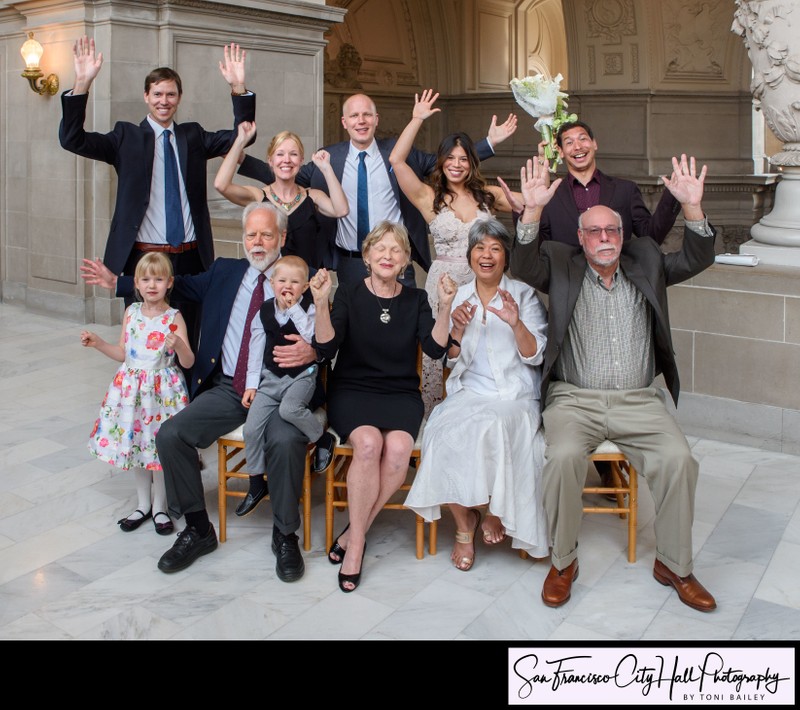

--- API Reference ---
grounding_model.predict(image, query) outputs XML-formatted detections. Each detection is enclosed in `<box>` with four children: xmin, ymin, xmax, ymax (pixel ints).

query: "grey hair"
<box><xmin>466</xmin><ymin>216</ymin><xmax>513</xmax><ymax>271</ymax></box>
<box><xmin>578</xmin><ymin>206</ymin><xmax>623</xmax><ymax>231</ymax></box>
<box><xmin>241</xmin><ymin>201</ymin><xmax>288</xmax><ymax>234</ymax></box>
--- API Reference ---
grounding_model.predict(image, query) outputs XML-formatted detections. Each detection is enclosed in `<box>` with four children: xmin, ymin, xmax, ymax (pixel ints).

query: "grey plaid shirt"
<box><xmin>554</xmin><ymin>266</ymin><xmax>655</xmax><ymax>390</ymax></box>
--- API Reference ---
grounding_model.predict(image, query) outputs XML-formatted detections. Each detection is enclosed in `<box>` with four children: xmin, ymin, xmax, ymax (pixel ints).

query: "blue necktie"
<box><xmin>357</xmin><ymin>150</ymin><xmax>369</xmax><ymax>248</ymax></box>
<box><xmin>163</xmin><ymin>129</ymin><xmax>184</xmax><ymax>247</ymax></box>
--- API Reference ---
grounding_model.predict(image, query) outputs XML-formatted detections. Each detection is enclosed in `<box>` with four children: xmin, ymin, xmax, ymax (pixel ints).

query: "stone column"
<box><xmin>734</xmin><ymin>0</ymin><xmax>800</xmax><ymax>266</ymax></box>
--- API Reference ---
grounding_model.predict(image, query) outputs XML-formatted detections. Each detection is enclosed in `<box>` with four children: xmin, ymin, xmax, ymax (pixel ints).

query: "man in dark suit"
<box><xmin>60</xmin><ymin>37</ymin><xmax>255</xmax><ymax>340</ymax></box>
<box><xmin>239</xmin><ymin>93</ymin><xmax>514</xmax><ymax>285</ymax></box>
<box><xmin>510</xmin><ymin>154</ymin><xmax>717</xmax><ymax>613</ymax></box>
<box><xmin>81</xmin><ymin>202</ymin><xmax>312</xmax><ymax>581</ymax></box>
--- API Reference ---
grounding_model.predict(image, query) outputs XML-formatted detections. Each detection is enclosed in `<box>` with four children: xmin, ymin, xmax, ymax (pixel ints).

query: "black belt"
<box><xmin>336</xmin><ymin>246</ymin><xmax>362</xmax><ymax>258</ymax></box>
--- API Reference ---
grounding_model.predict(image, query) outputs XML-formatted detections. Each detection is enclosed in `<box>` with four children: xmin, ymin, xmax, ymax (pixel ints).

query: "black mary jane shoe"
<box><xmin>328</xmin><ymin>523</ymin><xmax>350</xmax><ymax>565</ymax></box>
<box><xmin>338</xmin><ymin>543</ymin><xmax>366</xmax><ymax>593</ymax></box>
<box><xmin>117</xmin><ymin>509</ymin><xmax>152</xmax><ymax>532</ymax></box>
<box><xmin>153</xmin><ymin>511</ymin><xmax>174</xmax><ymax>536</ymax></box>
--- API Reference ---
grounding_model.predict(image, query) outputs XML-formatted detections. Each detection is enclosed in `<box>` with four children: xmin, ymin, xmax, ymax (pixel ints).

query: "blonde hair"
<box><xmin>134</xmin><ymin>252</ymin><xmax>173</xmax><ymax>281</ymax></box>
<box><xmin>361</xmin><ymin>221</ymin><xmax>411</xmax><ymax>268</ymax></box>
<box><xmin>271</xmin><ymin>255</ymin><xmax>309</xmax><ymax>282</ymax></box>
<box><xmin>267</xmin><ymin>131</ymin><xmax>305</xmax><ymax>161</ymax></box>
<box><xmin>133</xmin><ymin>252</ymin><xmax>174</xmax><ymax>303</ymax></box>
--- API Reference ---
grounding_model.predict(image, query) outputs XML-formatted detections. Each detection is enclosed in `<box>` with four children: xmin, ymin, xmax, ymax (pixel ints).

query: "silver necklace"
<box><xmin>370</xmin><ymin>275</ymin><xmax>397</xmax><ymax>324</ymax></box>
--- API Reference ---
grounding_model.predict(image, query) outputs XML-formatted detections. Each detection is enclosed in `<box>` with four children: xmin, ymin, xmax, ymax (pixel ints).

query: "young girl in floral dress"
<box><xmin>81</xmin><ymin>253</ymin><xmax>194</xmax><ymax>535</ymax></box>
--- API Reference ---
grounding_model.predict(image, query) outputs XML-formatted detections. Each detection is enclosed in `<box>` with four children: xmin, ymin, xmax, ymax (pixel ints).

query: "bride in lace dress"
<box><xmin>389</xmin><ymin>89</ymin><xmax>522</xmax><ymax>414</ymax></box>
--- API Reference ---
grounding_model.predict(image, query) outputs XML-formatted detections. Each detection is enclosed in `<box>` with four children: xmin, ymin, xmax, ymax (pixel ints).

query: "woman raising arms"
<box><xmin>215</xmin><ymin>121</ymin><xmax>348</xmax><ymax>269</ymax></box>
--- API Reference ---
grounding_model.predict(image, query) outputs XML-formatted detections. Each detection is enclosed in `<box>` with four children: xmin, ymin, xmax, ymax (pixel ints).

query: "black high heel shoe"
<box><xmin>338</xmin><ymin>542</ymin><xmax>366</xmax><ymax>593</ymax></box>
<box><xmin>328</xmin><ymin>523</ymin><xmax>350</xmax><ymax>565</ymax></box>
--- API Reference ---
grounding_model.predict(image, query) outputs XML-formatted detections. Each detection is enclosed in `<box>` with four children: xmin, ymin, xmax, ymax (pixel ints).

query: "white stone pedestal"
<box><xmin>740</xmin><ymin>240</ymin><xmax>800</xmax><ymax>267</ymax></box>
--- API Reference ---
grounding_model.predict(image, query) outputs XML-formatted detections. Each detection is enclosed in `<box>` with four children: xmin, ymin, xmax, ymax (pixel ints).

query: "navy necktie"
<box><xmin>356</xmin><ymin>150</ymin><xmax>369</xmax><ymax>248</ymax></box>
<box><xmin>232</xmin><ymin>273</ymin><xmax>267</xmax><ymax>397</ymax></box>
<box><xmin>163</xmin><ymin>129</ymin><xmax>184</xmax><ymax>247</ymax></box>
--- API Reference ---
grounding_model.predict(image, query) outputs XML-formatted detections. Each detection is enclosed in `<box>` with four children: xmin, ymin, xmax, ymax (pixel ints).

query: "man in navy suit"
<box><xmin>239</xmin><ymin>93</ymin><xmax>514</xmax><ymax>285</ymax></box>
<box><xmin>81</xmin><ymin>203</ymin><xmax>312</xmax><ymax>581</ymax></box>
<box><xmin>60</xmin><ymin>37</ymin><xmax>255</xmax><ymax>340</ymax></box>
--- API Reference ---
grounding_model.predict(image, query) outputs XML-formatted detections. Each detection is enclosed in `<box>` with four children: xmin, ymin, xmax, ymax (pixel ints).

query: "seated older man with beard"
<box><xmin>80</xmin><ymin>202</ymin><xmax>313</xmax><ymax>581</ymax></box>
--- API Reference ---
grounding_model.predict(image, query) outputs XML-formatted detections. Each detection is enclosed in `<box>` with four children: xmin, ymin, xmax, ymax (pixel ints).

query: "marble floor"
<box><xmin>1</xmin><ymin>301</ymin><xmax>799</xmax><ymax>641</ymax></box>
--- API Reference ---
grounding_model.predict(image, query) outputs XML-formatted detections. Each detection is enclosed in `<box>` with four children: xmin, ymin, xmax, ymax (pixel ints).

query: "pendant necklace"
<box><xmin>269</xmin><ymin>184</ymin><xmax>302</xmax><ymax>211</ymax></box>
<box><xmin>370</xmin><ymin>275</ymin><xmax>397</xmax><ymax>324</ymax></box>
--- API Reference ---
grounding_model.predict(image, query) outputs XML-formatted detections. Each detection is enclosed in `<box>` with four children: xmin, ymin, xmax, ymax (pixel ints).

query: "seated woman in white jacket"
<box><xmin>405</xmin><ymin>217</ymin><xmax>549</xmax><ymax>570</ymax></box>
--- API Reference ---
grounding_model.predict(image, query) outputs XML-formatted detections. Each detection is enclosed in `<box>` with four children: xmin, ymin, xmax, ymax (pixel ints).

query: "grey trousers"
<box><xmin>243</xmin><ymin>364</ymin><xmax>321</xmax><ymax>475</ymax></box>
<box><xmin>542</xmin><ymin>381</ymin><xmax>698</xmax><ymax>577</ymax></box>
<box><xmin>156</xmin><ymin>374</ymin><xmax>308</xmax><ymax>534</ymax></box>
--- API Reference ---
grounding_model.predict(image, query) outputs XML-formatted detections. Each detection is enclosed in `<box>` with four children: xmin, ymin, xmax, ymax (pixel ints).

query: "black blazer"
<box><xmin>510</xmin><ymin>224</ymin><xmax>716</xmax><ymax>405</ymax></box>
<box><xmin>540</xmin><ymin>170</ymin><xmax>681</xmax><ymax>246</ymax></box>
<box><xmin>59</xmin><ymin>91</ymin><xmax>256</xmax><ymax>274</ymax></box>
<box><xmin>239</xmin><ymin>136</ymin><xmax>494</xmax><ymax>271</ymax></box>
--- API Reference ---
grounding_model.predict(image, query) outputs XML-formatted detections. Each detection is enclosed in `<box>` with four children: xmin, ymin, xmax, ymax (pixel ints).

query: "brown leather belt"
<box><xmin>134</xmin><ymin>241</ymin><xmax>198</xmax><ymax>254</ymax></box>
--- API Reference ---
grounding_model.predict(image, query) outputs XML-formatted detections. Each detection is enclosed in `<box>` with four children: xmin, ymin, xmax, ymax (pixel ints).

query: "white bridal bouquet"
<box><xmin>510</xmin><ymin>72</ymin><xmax>576</xmax><ymax>170</ymax></box>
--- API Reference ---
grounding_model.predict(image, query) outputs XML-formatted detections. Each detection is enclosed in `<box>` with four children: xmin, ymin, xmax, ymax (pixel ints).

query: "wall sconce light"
<box><xmin>20</xmin><ymin>32</ymin><xmax>59</xmax><ymax>96</ymax></box>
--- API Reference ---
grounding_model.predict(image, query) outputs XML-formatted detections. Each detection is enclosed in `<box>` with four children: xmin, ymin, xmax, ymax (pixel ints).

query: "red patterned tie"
<box><xmin>232</xmin><ymin>273</ymin><xmax>266</xmax><ymax>396</ymax></box>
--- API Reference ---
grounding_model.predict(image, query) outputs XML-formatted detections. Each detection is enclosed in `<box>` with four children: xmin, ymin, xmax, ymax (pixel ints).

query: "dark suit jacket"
<box><xmin>510</xmin><ymin>225</ymin><xmax>715</xmax><ymax>405</ymax></box>
<box><xmin>119</xmin><ymin>258</ymin><xmax>248</xmax><ymax>397</ymax></box>
<box><xmin>239</xmin><ymin>136</ymin><xmax>493</xmax><ymax>271</ymax></box>
<box><xmin>540</xmin><ymin>170</ymin><xmax>681</xmax><ymax>246</ymax></box>
<box><xmin>59</xmin><ymin>91</ymin><xmax>256</xmax><ymax>274</ymax></box>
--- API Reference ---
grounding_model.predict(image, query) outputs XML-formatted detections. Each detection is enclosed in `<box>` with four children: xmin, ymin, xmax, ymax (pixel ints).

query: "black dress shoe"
<box><xmin>118</xmin><ymin>509</ymin><xmax>152</xmax><ymax>532</ymax></box>
<box><xmin>272</xmin><ymin>528</ymin><xmax>305</xmax><ymax>583</ymax></box>
<box><xmin>313</xmin><ymin>431</ymin><xmax>335</xmax><ymax>473</ymax></box>
<box><xmin>235</xmin><ymin>482</ymin><xmax>269</xmax><ymax>517</ymax></box>
<box><xmin>157</xmin><ymin>524</ymin><xmax>218</xmax><ymax>573</ymax></box>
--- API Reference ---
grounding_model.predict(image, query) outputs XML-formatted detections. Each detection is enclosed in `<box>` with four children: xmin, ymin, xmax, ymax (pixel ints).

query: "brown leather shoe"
<box><xmin>541</xmin><ymin>560</ymin><xmax>579</xmax><ymax>608</ymax></box>
<box><xmin>653</xmin><ymin>559</ymin><xmax>716</xmax><ymax>612</ymax></box>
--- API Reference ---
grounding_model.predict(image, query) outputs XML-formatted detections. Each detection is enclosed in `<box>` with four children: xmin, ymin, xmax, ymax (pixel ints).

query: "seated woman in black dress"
<box><xmin>310</xmin><ymin>221</ymin><xmax>457</xmax><ymax>592</ymax></box>
<box><xmin>214</xmin><ymin>121</ymin><xmax>348</xmax><ymax>269</ymax></box>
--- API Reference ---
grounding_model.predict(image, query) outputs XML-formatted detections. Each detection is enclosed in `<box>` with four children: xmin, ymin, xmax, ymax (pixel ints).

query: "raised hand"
<box><xmin>72</xmin><ymin>36</ymin><xmax>103</xmax><ymax>94</ymax></box>
<box><xmin>80</xmin><ymin>258</ymin><xmax>117</xmax><ymax>291</ymax></box>
<box><xmin>219</xmin><ymin>42</ymin><xmax>246</xmax><ymax>92</ymax></box>
<box><xmin>309</xmin><ymin>268</ymin><xmax>332</xmax><ymax>302</ymax></box>
<box><xmin>235</xmin><ymin>120</ymin><xmax>257</xmax><ymax>145</ymax></box>
<box><xmin>486</xmin><ymin>288</ymin><xmax>520</xmax><ymax>327</ymax></box>
<box><xmin>488</xmin><ymin>113</ymin><xmax>518</xmax><ymax>146</ymax></box>
<box><xmin>437</xmin><ymin>272</ymin><xmax>458</xmax><ymax>309</ymax></box>
<box><xmin>662</xmin><ymin>154</ymin><xmax>707</xmax><ymax>216</ymax></box>
<box><xmin>412</xmin><ymin>89</ymin><xmax>441</xmax><ymax>121</ymax></box>
<box><xmin>311</xmin><ymin>149</ymin><xmax>332</xmax><ymax>171</ymax></box>
<box><xmin>520</xmin><ymin>157</ymin><xmax>562</xmax><ymax>210</ymax></box>
<box><xmin>496</xmin><ymin>176</ymin><xmax>525</xmax><ymax>213</ymax></box>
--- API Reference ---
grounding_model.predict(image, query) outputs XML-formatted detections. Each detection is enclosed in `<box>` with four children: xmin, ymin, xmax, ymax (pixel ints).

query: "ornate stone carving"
<box><xmin>604</xmin><ymin>52</ymin><xmax>623</xmax><ymax>75</ymax></box>
<box><xmin>588</xmin><ymin>45</ymin><xmax>597</xmax><ymax>84</ymax></box>
<box><xmin>585</xmin><ymin>0</ymin><xmax>636</xmax><ymax>44</ymax></box>
<box><xmin>733</xmin><ymin>0</ymin><xmax>800</xmax><ymax>164</ymax></box>
<box><xmin>631</xmin><ymin>43</ymin><xmax>640</xmax><ymax>83</ymax></box>
<box><xmin>324</xmin><ymin>43</ymin><xmax>363</xmax><ymax>89</ymax></box>
<box><xmin>663</xmin><ymin>0</ymin><xmax>726</xmax><ymax>78</ymax></box>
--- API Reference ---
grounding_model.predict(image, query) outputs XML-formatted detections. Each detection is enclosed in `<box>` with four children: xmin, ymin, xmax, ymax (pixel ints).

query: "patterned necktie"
<box><xmin>163</xmin><ymin>129</ymin><xmax>184</xmax><ymax>247</ymax></box>
<box><xmin>356</xmin><ymin>150</ymin><xmax>369</xmax><ymax>248</ymax></box>
<box><xmin>232</xmin><ymin>273</ymin><xmax>266</xmax><ymax>396</ymax></box>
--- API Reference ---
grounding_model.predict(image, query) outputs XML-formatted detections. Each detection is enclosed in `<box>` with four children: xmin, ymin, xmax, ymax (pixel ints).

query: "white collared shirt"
<box><xmin>336</xmin><ymin>139</ymin><xmax>402</xmax><ymax>250</ymax></box>
<box><xmin>221</xmin><ymin>264</ymin><xmax>276</xmax><ymax>378</ymax></box>
<box><xmin>446</xmin><ymin>275</ymin><xmax>548</xmax><ymax>401</ymax></box>
<box><xmin>137</xmin><ymin>116</ymin><xmax>196</xmax><ymax>245</ymax></box>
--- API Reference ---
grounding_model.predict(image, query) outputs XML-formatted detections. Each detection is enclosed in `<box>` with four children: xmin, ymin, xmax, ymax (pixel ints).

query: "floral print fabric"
<box><xmin>88</xmin><ymin>303</ymin><xmax>189</xmax><ymax>471</ymax></box>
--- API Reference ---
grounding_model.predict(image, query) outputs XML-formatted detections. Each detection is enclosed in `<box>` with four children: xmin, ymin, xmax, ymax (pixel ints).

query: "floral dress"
<box><xmin>88</xmin><ymin>303</ymin><xmax>189</xmax><ymax>471</ymax></box>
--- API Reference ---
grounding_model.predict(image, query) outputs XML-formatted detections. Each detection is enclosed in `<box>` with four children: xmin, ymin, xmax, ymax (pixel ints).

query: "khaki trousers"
<box><xmin>542</xmin><ymin>381</ymin><xmax>698</xmax><ymax>577</ymax></box>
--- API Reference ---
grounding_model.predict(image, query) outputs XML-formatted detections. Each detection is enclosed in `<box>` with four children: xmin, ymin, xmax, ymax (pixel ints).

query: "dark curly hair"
<box><xmin>430</xmin><ymin>132</ymin><xmax>495</xmax><ymax>214</ymax></box>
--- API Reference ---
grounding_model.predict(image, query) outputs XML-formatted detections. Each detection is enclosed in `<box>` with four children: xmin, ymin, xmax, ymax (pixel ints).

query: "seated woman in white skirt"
<box><xmin>405</xmin><ymin>217</ymin><xmax>549</xmax><ymax>570</ymax></box>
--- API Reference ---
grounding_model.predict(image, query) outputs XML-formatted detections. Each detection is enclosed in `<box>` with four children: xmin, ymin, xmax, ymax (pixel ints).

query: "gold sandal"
<box><xmin>452</xmin><ymin>509</ymin><xmax>481</xmax><ymax>571</ymax></box>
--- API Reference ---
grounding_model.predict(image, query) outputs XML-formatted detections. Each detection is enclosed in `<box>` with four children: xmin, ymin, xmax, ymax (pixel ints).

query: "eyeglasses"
<box><xmin>581</xmin><ymin>226</ymin><xmax>622</xmax><ymax>238</ymax></box>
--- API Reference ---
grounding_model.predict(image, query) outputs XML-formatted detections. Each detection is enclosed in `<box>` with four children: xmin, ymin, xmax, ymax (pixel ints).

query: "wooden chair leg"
<box><xmin>302</xmin><ymin>450</ymin><xmax>312</xmax><ymax>552</ymax></box>
<box><xmin>429</xmin><ymin>519</ymin><xmax>438</xmax><ymax>555</ymax></box>
<box><xmin>325</xmin><ymin>461</ymin><xmax>335</xmax><ymax>552</ymax></box>
<box><xmin>217</xmin><ymin>442</ymin><xmax>228</xmax><ymax>543</ymax></box>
